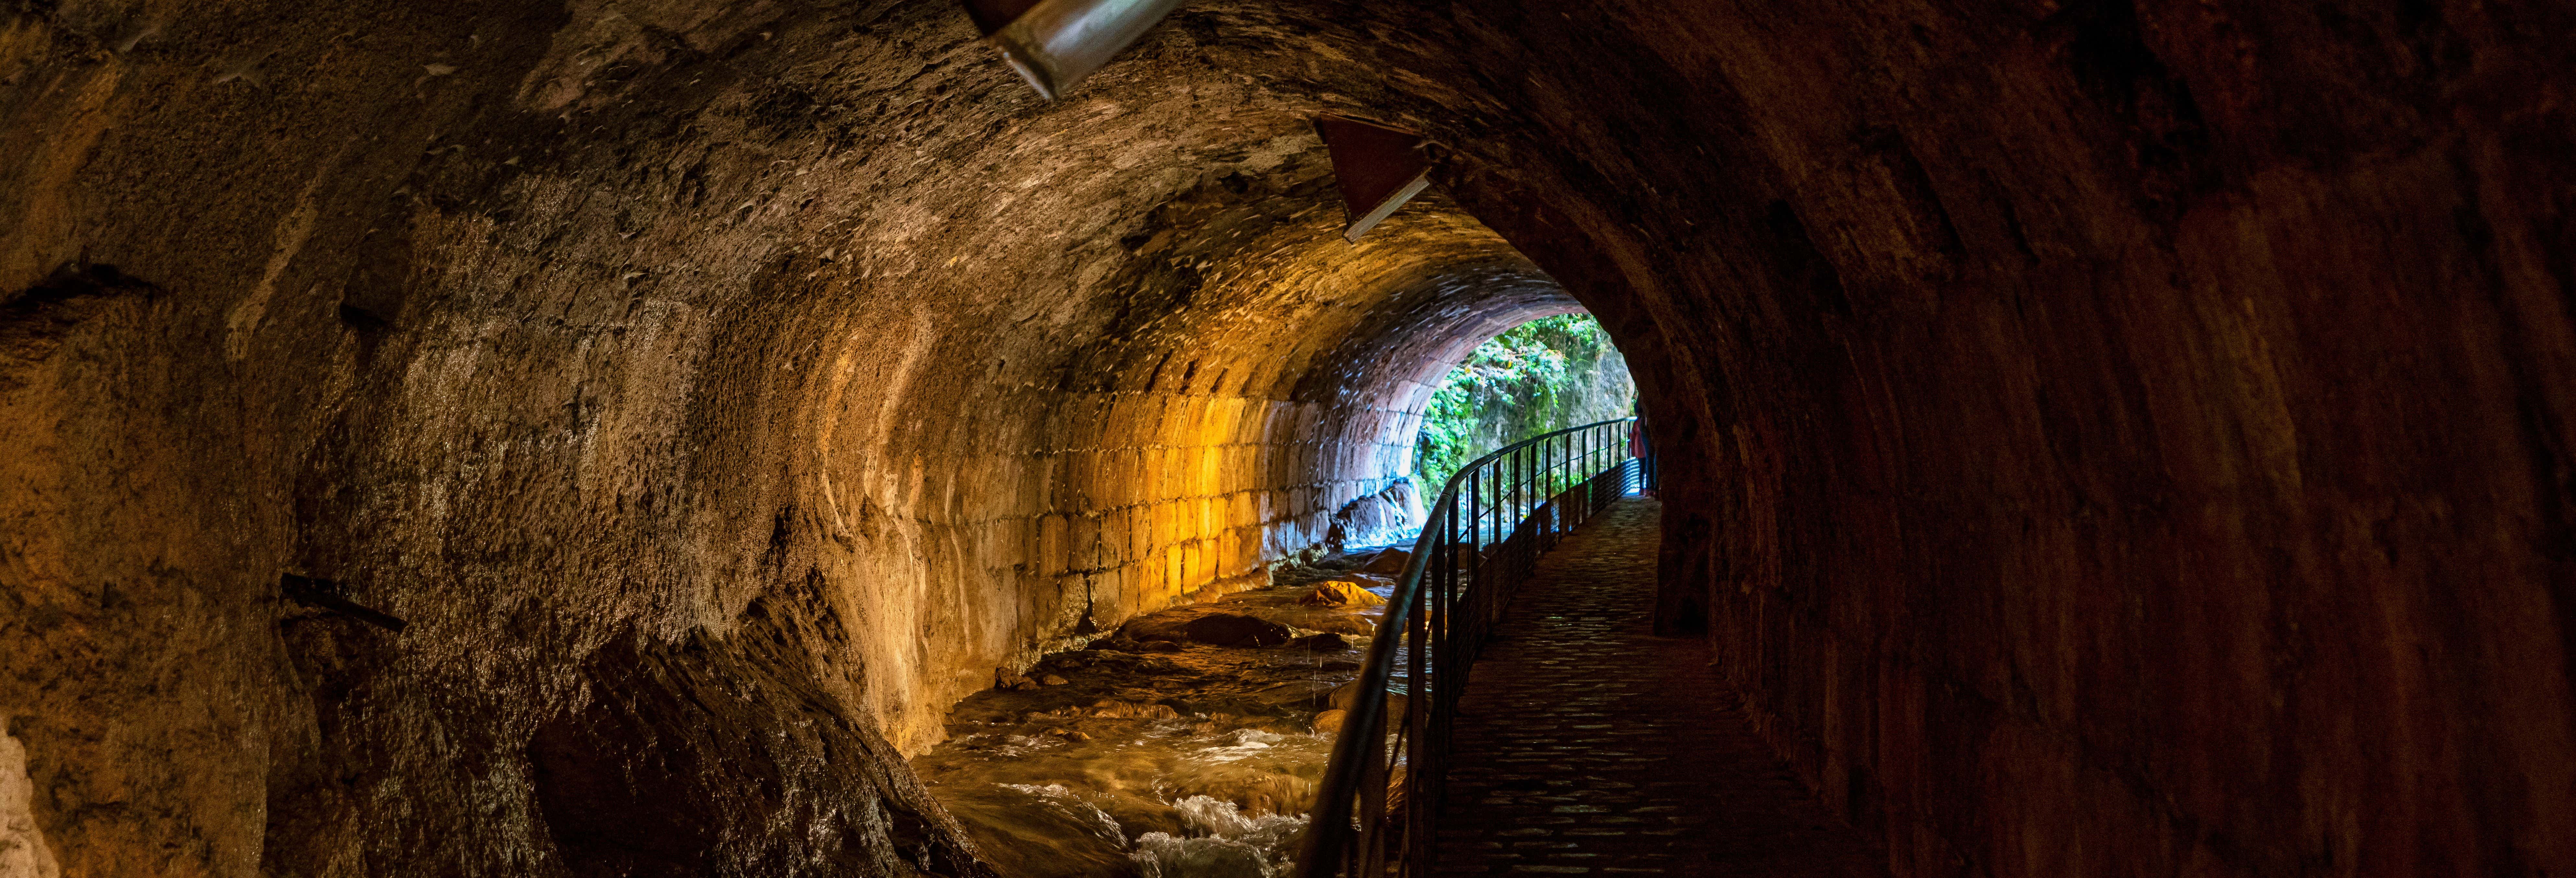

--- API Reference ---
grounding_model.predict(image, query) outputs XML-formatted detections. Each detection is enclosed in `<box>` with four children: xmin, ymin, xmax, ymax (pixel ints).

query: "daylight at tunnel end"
<box><xmin>4</xmin><ymin>0</ymin><xmax>2574</xmax><ymax>876</ymax></box>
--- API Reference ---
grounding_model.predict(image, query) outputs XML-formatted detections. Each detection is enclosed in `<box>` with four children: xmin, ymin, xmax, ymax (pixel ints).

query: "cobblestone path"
<box><xmin>1435</xmin><ymin>498</ymin><xmax>1887</xmax><ymax>876</ymax></box>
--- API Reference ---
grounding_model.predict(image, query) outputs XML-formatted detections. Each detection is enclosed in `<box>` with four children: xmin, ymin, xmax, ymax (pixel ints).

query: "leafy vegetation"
<box><xmin>1411</xmin><ymin>314</ymin><xmax>1636</xmax><ymax>494</ymax></box>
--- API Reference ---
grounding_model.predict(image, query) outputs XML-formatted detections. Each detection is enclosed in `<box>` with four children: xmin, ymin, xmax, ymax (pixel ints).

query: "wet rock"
<box><xmin>1310</xmin><ymin>553</ymin><xmax>1363</xmax><ymax>573</ymax></box>
<box><xmin>1328</xmin><ymin>480</ymin><xmax>1424</xmax><ymax>548</ymax></box>
<box><xmin>1285</xmin><ymin>632</ymin><xmax>1351</xmax><ymax>652</ymax></box>
<box><xmin>1185</xmin><ymin>614</ymin><xmax>1295</xmax><ymax>647</ymax></box>
<box><xmin>1263</xmin><ymin>609</ymin><xmax>1378</xmax><ymax>637</ymax></box>
<box><xmin>1312</xmin><ymin>693</ymin><xmax>1406</xmax><ymax>737</ymax></box>
<box><xmin>1296</xmin><ymin>580</ymin><xmax>1386</xmax><ymax>608</ymax></box>
<box><xmin>1190</xmin><ymin>772</ymin><xmax>1320</xmax><ymax>819</ymax></box>
<box><xmin>1040</xmin><ymin>674</ymin><xmax>1071</xmax><ymax>686</ymax></box>
<box><xmin>1360</xmin><ymin>548</ymin><xmax>1410</xmax><ymax>575</ymax></box>
<box><xmin>931</xmin><ymin>784</ymin><xmax>1135</xmax><ymax>878</ymax></box>
<box><xmin>1326</xmin><ymin>680</ymin><xmax>1363</xmax><ymax>712</ymax></box>
<box><xmin>996</xmin><ymin>669</ymin><xmax>1039</xmax><ymax>691</ymax></box>
<box><xmin>1069</xmin><ymin>651</ymin><xmax>1188</xmax><ymax>678</ymax></box>
<box><xmin>1086</xmin><ymin>635</ymin><xmax>1183</xmax><ymax>653</ymax></box>
<box><xmin>1118</xmin><ymin>610</ymin><xmax>1293</xmax><ymax>647</ymax></box>
<box><xmin>1083</xmin><ymin>699</ymin><xmax>1182</xmax><ymax>720</ymax></box>
<box><xmin>1326</xmin><ymin>680</ymin><xmax>1409</xmax><ymax>720</ymax></box>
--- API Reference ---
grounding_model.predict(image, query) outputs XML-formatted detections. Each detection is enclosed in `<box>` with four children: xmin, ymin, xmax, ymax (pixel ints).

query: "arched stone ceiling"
<box><xmin>3</xmin><ymin>1</ymin><xmax>1599</xmax><ymax>873</ymax></box>
<box><xmin>5</xmin><ymin>0</ymin><xmax>2573</xmax><ymax>875</ymax></box>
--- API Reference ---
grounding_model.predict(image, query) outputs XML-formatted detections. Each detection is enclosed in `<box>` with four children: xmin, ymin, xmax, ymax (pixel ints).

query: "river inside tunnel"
<box><xmin>909</xmin><ymin>551</ymin><xmax>1409</xmax><ymax>878</ymax></box>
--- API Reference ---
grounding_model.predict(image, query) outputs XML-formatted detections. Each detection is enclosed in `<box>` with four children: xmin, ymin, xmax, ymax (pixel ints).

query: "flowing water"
<box><xmin>912</xmin><ymin>554</ymin><xmax>1399</xmax><ymax>878</ymax></box>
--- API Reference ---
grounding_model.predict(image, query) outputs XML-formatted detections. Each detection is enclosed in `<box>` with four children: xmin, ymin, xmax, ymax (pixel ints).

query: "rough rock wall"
<box><xmin>4</xmin><ymin>0</ymin><xmax>2571</xmax><ymax>876</ymax></box>
<box><xmin>1430</xmin><ymin>1</ymin><xmax>2576</xmax><ymax>876</ymax></box>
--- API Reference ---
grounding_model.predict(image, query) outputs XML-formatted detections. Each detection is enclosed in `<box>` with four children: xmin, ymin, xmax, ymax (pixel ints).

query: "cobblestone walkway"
<box><xmin>1435</xmin><ymin>498</ymin><xmax>1886</xmax><ymax>876</ymax></box>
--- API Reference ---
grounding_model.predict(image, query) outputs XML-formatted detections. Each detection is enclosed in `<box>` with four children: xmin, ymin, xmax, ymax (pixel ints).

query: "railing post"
<box><xmin>1512</xmin><ymin>446</ymin><xmax>1525</xmax><ymax>576</ymax></box>
<box><xmin>1559</xmin><ymin>430</ymin><xmax>1570</xmax><ymax>534</ymax></box>
<box><xmin>1551</xmin><ymin>433</ymin><xmax>1562</xmax><ymax>539</ymax></box>
<box><xmin>1508</xmin><ymin>447</ymin><xmax>1521</xmax><ymax>582</ymax></box>
<box><xmin>1406</xmin><ymin>568</ymin><xmax>1428</xmax><ymax>874</ymax></box>
<box><xmin>1468</xmin><ymin>466</ymin><xmax>1481</xmax><ymax>603</ymax></box>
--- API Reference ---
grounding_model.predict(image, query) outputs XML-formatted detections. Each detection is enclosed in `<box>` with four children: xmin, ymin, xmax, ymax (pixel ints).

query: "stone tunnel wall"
<box><xmin>1425</xmin><ymin>2</ymin><xmax>2576</xmax><ymax>877</ymax></box>
<box><xmin>4</xmin><ymin>0</ymin><xmax>2572</xmax><ymax>876</ymax></box>
<box><xmin>0</xmin><ymin>0</ymin><xmax>1574</xmax><ymax>873</ymax></box>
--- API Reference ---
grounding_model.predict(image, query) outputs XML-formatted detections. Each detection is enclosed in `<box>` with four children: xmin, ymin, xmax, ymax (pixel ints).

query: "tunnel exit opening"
<box><xmin>1405</xmin><ymin>313</ymin><xmax>1638</xmax><ymax>496</ymax></box>
<box><xmin>1324</xmin><ymin>311</ymin><xmax>1639</xmax><ymax>554</ymax></box>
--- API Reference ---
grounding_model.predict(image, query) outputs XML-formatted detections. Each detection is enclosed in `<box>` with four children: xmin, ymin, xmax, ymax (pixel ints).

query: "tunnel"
<box><xmin>3</xmin><ymin>0</ymin><xmax>2571</xmax><ymax>875</ymax></box>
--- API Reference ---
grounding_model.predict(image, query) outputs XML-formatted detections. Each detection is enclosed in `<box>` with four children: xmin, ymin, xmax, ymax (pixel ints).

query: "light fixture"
<box><xmin>1314</xmin><ymin>115</ymin><xmax>1432</xmax><ymax>242</ymax></box>
<box><xmin>966</xmin><ymin>0</ymin><xmax>1188</xmax><ymax>100</ymax></box>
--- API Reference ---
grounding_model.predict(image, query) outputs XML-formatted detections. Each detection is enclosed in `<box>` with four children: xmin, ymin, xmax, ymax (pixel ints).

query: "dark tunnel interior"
<box><xmin>2</xmin><ymin>0</ymin><xmax>2571</xmax><ymax>875</ymax></box>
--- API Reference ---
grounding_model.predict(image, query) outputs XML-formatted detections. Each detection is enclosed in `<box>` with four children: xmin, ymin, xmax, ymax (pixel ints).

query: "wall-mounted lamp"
<box><xmin>965</xmin><ymin>0</ymin><xmax>1188</xmax><ymax>100</ymax></box>
<box><xmin>1315</xmin><ymin>115</ymin><xmax>1433</xmax><ymax>242</ymax></box>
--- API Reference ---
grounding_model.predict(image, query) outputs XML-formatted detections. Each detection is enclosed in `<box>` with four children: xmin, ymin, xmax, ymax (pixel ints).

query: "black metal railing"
<box><xmin>1295</xmin><ymin>416</ymin><xmax>1650</xmax><ymax>876</ymax></box>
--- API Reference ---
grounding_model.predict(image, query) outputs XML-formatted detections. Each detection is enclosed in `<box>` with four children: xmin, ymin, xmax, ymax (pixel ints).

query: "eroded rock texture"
<box><xmin>1</xmin><ymin>0</ymin><xmax>2570</xmax><ymax>876</ymax></box>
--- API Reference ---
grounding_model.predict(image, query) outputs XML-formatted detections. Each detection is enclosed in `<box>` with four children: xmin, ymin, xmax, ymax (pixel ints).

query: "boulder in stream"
<box><xmin>1326</xmin><ymin>680</ymin><xmax>1409</xmax><ymax>719</ymax></box>
<box><xmin>1296</xmin><ymin>580</ymin><xmax>1386</xmax><ymax>607</ymax></box>
<box><xmin>1285</xmin><ymin>632</ymin><xmax>1350</xmax><ymax>652</ymax></box>
<box><xmin>1313</xmin><ymin>685</ymin><xmax>1408</xmax><ymax>736</ymax></box>
<box><xmin>1085</xmin><ymin>635</ymin><xmax>1183</xmax><ymax>653</ymax></box>
<box><xmin>1360</xmin><ymin>547</ymin><xmax>1410</xmax><ymax>574</ymax></box>
<box><xmin>1118</xmin><ymin>608</ymin><xmax>1294</xmax><ymax>647</ymax></box>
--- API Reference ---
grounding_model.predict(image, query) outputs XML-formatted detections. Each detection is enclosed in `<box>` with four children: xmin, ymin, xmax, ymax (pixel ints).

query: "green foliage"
<box><xmin>1412</xmin><ymin>314</ymin><xmax>1636</xmax><ymax>493</ymax></box>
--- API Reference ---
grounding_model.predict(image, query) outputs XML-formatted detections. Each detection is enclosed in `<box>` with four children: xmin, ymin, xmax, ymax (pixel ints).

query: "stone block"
<box><xmin>1039</xmin><ymin>514</ymin><xmax>1068</xmax><ymax>575</ymax></box>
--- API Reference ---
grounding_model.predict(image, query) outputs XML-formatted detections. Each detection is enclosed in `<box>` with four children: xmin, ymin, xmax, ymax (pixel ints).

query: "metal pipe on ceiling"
<box><xmin>971</xmin><ymin>0</ymin><xmax>1188</xmax><ymax>100</ymax></box>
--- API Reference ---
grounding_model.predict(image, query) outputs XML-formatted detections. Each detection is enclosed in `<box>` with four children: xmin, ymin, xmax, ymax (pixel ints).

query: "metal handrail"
<box><xmin>1295</xmin><ymin>416</ymin><xmax>1652</xmax><ymax>876</ymax></box>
